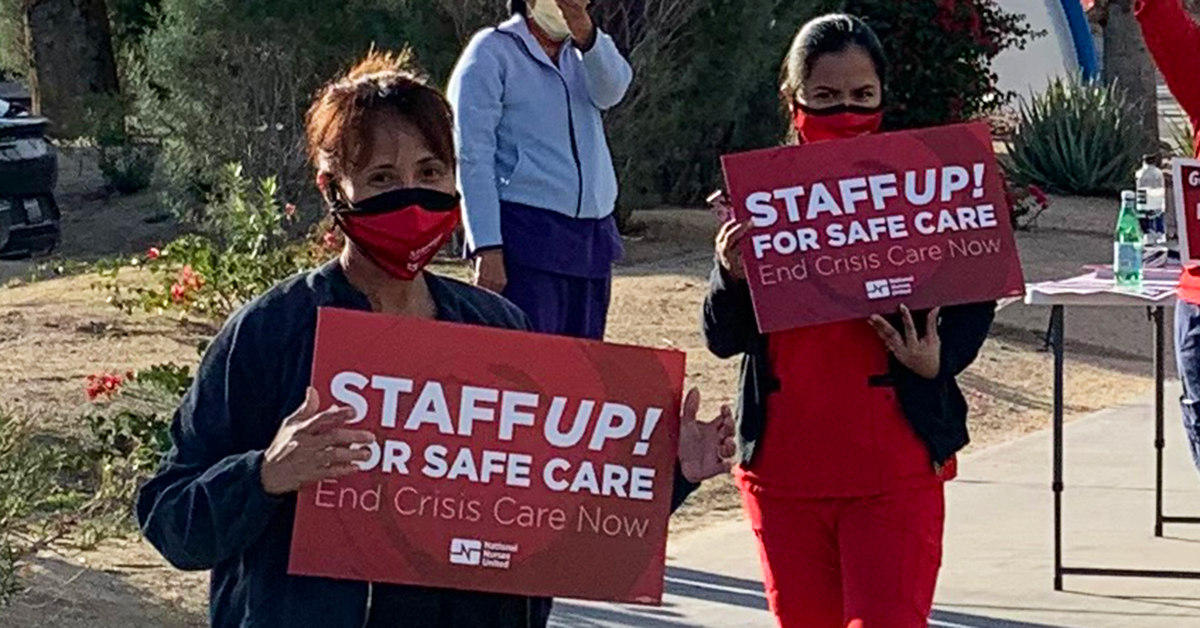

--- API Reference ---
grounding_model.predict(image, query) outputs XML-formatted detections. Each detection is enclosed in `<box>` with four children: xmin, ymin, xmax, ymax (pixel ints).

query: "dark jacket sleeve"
<box><xmin>702</xmin><ymin>262</ymin><xmax>760</xmax><ymax>359</ymax></box>
<box><xmin>670</xmin><ymin>464</ymin><xmax>699</xmax><ymax>513</ymax></box>
<box><xmin>136</xmin><ymin>312</ymin><xmax>285</xmax><ymax>571</ymax></box>
<box><xmin>936</xmin><ymin>301</ymin><xmax>997</xmax><ymax>379</ymax></box>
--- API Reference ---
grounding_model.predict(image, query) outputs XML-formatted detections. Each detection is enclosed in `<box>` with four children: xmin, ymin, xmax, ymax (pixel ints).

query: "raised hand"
<box><xmin>869</xmin><ymin>305</ymin><xmax>942</xmax><ymax>380</ymax></box>
<box><xmin>677</xmin><ymin>387</ymin><xmax>737</xmax><ymax>483</ymax></box>
<box><xmin>554</xmin><ymin>0</ymin><xmax>596</xmax><ymax>45</ymax></box>
<box><xmin>716</xmin><ymin>219</ymin><xmax>750</xmax><ymax>280</ymax></box>
<box><xmin>260</xmin><ymin>388</ymin><xmax>376</xmax><ymax>495</ymax></box>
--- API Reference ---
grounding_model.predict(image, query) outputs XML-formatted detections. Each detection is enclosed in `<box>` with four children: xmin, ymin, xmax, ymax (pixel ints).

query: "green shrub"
<box><xmin>0</xmin><ymin>373</ymin><xmax>189</xmax><ymax>602</ymax></box>
<box><xmin>132</xmin><ymin>0</ymin><xmax>452</xmax><ymax>218</ymax></box>
<box><xmin>85</xmin><ymin>366</ymin><xmax>188</xmax><ymax>474</ymax></box>
<box><xmin>843</xmin><ymin>0</ymin><xmax>1040</xmax><ymax>130</ymax></box>
<box><xmin>77</xmin><ymin>365</ymin><xmax>190</xmax><ymax>544</ymax></box>
<box><xmin>605</xmin><ymin>0</ymin><xmax>839</xmax><ymax>211</ymax></box>
<box><xmin>130</xmin><ymin>0</ymin><xmax>843</xmax><ymax>214</ymax></box>
<box><xmin>1004</xmin><ymin>77</ymin><xmax>1153</xmax><ymax>195</ymax></box>
<box><xmin>0</xmin><ymin>0</ymin><xmax>25</xmax><ymax>80</ymax></box>
<box><xmin>99</xmin><ymin>142</ymin><xmax>159</xmax><ymax>195</ymax></box>
<box><xmin>0</xmin><ymin>411</ymin><xmax>83</xmax><ymax>605</ymax></box>
<box><xmin>97</xmin><ymin>162</ymin><xmax>325</xmax><ymax>319</ymax></box>
<box><xmin>608</xmin><ymin>0</ymin><xmax>1038</xmax><ymax>208</ymax></box>
<box><xmin>83</xmin><ymin>88</ymin><xmax>159</xmax><ymax>196</ymax></box>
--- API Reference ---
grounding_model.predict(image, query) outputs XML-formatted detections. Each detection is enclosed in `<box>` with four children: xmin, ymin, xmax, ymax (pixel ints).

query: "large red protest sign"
<box><xmin>288</xmin><ymin>308</ymin><xmax>685</xmax><ymax>605</ymax></box>
<box><xmin>721</xmin><ymin>122</ymin><xmax>1026</xmax><ymax>333</ymax></box>
<box><xmin>1174</xmin><ymin>159</ymin><xmax>1200</xmax><ymax>263</ymax></box>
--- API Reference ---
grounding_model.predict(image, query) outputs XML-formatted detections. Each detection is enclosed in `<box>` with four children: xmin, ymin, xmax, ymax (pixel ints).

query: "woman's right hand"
<box><xmin>260</xmin><ymin>388</ymin><xmax>375</xmax><ymax>496</ymax></box>
<box><xmin>474</xmin><ymin>249</ymin><xmax>508</xmax><ymax>294</ymax></box>
<box><xmin>716</xmin><ymin>219</ymin><xmax>750</xmax><ymax>281</ymax></box>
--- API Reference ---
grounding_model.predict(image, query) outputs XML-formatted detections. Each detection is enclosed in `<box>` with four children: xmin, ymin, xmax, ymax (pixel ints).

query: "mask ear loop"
<box><xmin>316</xmin><ymin>173</ymin><xmax>351</xmax><ymax>250</ymax></box>
<box><xmin>317</xmin><ymin>172</ymin><xmax>353</xmax><ymax>213</ymax></box>
<box><xmin>329</xmin><ymin>185</ymin><xmax>353</xmax><ymax>214</ymax></box>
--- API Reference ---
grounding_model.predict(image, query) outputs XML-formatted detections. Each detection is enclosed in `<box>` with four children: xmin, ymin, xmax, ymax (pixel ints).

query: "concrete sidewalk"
<box><xmin>551</xmin><ymin>387</ymin><xmax>1200</xmax><ymax>627</ymax></box>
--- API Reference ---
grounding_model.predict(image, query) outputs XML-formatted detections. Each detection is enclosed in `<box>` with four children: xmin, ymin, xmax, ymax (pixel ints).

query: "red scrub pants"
<box><xmin>741</xmin><ymin>483</ymin><xmax>945</xmax><ymax>628</ymax></box>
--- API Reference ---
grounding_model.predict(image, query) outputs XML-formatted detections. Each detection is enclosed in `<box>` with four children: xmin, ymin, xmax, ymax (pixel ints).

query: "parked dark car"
<box><xmin>0</xmin><ymin>84</ymin><xmax>60</xmax><ymax>258</ymax></box>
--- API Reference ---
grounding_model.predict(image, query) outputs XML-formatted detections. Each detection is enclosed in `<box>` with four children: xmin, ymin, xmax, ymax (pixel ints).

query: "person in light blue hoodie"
<box><xmin>448</xmin><ymin>0</ymin><xmax>630</xmax><ymax>341</ymax></box>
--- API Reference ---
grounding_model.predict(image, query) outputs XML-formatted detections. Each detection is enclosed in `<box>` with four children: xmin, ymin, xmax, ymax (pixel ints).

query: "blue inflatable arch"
<box><xmin>1060</xmin><ymin>0</ymin><xmax>1099</xmax><ymax>80</ymax></box>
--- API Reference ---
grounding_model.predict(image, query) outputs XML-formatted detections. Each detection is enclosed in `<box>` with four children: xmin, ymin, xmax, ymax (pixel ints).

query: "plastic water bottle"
<box><xmin>1136</xmin><ymin>155</ymin><xmax>1167</xmax><ymax>244</ymax></box>
<box><xmin>1115</xmin><ymin>190</ymin><xmax>1144</xmax><ymax>289</ymax></box>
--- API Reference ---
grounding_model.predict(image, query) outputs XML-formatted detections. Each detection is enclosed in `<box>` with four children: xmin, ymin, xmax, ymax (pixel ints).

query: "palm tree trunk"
<box><xmin>1102</xmin><ymin>0</ymin><xmax>1159</xmax><ymax>150</ymax></box>
<box><xmin>23</xmin><ymin>0</ymin><xmax>120</xmax><ymax>138</ymax></box>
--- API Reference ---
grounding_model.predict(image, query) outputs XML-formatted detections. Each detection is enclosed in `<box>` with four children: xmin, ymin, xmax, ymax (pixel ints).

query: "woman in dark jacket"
<box><xmin>703</xmin><ymin>14</ymin><xmax>995</xmax><ymax>628</ymax></box>
<box><xmin>137</xmin><ymin>50</ymin><xmax>733</xmax><ymax>628</ymax></box>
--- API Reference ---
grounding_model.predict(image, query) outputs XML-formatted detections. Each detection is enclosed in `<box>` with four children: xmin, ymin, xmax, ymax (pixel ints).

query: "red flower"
<box><xmin>171</xmin><ymin>283</ymin><xmax>187</xmax><ymax>303</ymax></box>
<box><xmin>1028</xmin><ymin>184</ymin><xmax>1049</xmax><ymax>208</ymax></box>
<box><xmin>147</xmin><ymin>247</ymin><xmax>161</xmax><ymax>261</ymax></box>
<box><xmin>85</xmin><ymin>372</ymin><xmax>125</xmax><ymax>401</ymax></box>
<box><xmin>322</xmin><ymin>230</ymin><xmax>342</xmax><ymax>252</ymax></box>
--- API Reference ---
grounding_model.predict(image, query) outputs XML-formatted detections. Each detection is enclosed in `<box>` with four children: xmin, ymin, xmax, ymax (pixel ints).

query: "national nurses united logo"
<box><xmin>449</xmin><ymin>538</ymin><xmax>482</xmax><ymax>566</ymax></box>
<box><xmin>865</xmin><ymin>276</ymin><xmax>915</xmax><ymax>301</ymax></box>
<box><xmin>448</xmin><ymin>538</ymin><xmax>518</xmax><ymax>570</ymax></box>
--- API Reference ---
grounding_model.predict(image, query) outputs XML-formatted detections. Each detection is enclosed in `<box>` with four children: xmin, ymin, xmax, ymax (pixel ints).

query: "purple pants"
<box><xmin>494</xmin><ymin>202</ymin><xmax>622</xmax><ymax>341</ymax></box>
<box><xmin>502</xmin><ymin>263</ymin><xmax>611</xmax><ymax>340</ymax></box>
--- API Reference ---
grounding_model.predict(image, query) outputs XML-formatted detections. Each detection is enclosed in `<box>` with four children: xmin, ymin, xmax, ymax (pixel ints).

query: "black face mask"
<box><xmin>795</xmin><ymin>102</ymin><xmax>885</xmax><ymax>117</ymax></box>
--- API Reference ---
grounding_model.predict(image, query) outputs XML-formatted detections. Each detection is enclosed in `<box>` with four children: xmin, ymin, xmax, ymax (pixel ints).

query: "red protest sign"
<box><xmin>1174</xmin><ymin>159</ymin><xmax>1200</xmax><ymax>263</ymax></box>
<box><xmin>288</xmin><ymin>308</ymin><xmax>685</xmax><ymax>605</ymax></box>
<box><xmin>721</xmin><ymin>122</ymin><xmax>1026</xmax><ymax>333</ymax></box>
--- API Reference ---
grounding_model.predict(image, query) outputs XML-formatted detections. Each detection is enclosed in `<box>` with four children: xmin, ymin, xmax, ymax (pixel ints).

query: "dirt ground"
<box><xmin>0</xmin><ymin>168</ymin><xmax>1161</xmax><ymax>625</ymax></box>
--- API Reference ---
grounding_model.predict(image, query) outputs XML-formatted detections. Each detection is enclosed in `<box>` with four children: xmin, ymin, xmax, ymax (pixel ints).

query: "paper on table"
<box><xmin>1084</xmin><ymin>266</ymin><xmax>1182</xmax><ymax>282</ymax></box>
<box><xmin>1026</xmin><ymin>272</ymin><xmax>1179</xmax><ymax>307</ymax></box>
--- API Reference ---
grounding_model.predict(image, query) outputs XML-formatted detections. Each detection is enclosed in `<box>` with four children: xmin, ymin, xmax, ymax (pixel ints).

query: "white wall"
<box><xmin>993</xmin><ymin>0</ymin><xmax>1080</xmax><ymax>100</ymax></box>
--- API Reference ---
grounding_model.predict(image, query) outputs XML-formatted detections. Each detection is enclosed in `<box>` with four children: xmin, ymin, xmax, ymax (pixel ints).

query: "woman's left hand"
<box><xmin>677</xmin><ymin>387</ymin><xmax>737</xmax><ymax>483</ymax></box>
<box><xmin>869</xmin><ymin>305</ymin><xmax>942</xmax><ymax>380</ymax></box>
<box><xmin>555</xmin><ymin>0</ymin><xmax>596</xmax><ymax>46</ymax></box>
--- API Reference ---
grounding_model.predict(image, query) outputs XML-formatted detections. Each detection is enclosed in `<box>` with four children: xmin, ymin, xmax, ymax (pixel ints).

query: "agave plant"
<box><xmin>1169</xmin><ymin>117</ymin><xmax>1196</xmax><ymax>159</ymax></box>
<box><xmin>1004</xmin><ymin>77</ymin><xmax>1153</xmax><ymax>195</ymax></box>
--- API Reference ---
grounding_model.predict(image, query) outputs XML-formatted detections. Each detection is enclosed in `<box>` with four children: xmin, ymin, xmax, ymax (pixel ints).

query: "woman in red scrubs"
<box><xmin>703</xmin><ymin>14</ymin><xmax>996</xmax><ymax>628</ymax></box>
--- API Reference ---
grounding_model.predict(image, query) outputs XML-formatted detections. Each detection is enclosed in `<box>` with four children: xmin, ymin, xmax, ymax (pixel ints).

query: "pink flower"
<box><xmin>177</xmin><ymin>265</ymin><xmax>205</xmax><ymax>290</ymax></box>
<box><xmin>322</xmin><ymin>230</ymin><xmax>342</xmax><ymax>252</ymax></box>
<box><xmin>284</xmin><ymin>203</ymin><xmax>297</xmax><ymax>219</ymax></box>
<box><xmin>147</xmin><ymin>247</ymin><xmax>161</xmax><ymax>261</ymax></box>
<box><xmin>170</xmin><ymin>283</ymin><xmax>187</xmax><ymax>303</ymax></box>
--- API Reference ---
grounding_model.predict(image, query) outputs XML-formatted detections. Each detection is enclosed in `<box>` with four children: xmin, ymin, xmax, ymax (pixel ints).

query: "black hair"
<box><xmin>509</xmin><ymin>0</ymin><xmax>527</xmax><ymax>16</ymax></box>
<box><xmin>780</xmin><ymin>13</ymin><xmax>888</xmax><ymax>106</ymax></box>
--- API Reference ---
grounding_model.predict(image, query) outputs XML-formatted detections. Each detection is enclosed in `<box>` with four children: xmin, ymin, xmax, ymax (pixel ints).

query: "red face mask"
<box><xmin>792</xmin><ymin>103</ymin><xmax>884</xmax><ymax>143</ymax></box>
<box><xmin>332</xmin><ymin>188</ymin><xmax>461</xmax><ymax>280</ymax></box>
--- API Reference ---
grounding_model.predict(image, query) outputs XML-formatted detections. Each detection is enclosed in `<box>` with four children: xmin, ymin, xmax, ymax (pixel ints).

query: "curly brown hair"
<box><xmin>305</xmin><ymin>49</ymin><xmax>456</xmax><ymax>192</ymax></box>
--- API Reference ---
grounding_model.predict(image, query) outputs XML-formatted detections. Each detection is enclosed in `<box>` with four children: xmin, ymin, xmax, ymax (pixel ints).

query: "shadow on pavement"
<box><xmin>550</xmin><ymin>567</ymin><xmax>1080</xmax><ymax>628</ymax></box>
<box><xmin>663</xmin><ymin>566</ymin><xmax>769</xmax><ymax>611</ymax></box>
<box><xmin>931</xmin><ymin>610</ymin><xmax>1076</xmax><ymax>628</ymax></box>
<box><xmin>548</xmin><ymin>602</ymin><xmax>700</xmax><ymax>628</ymax></box>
